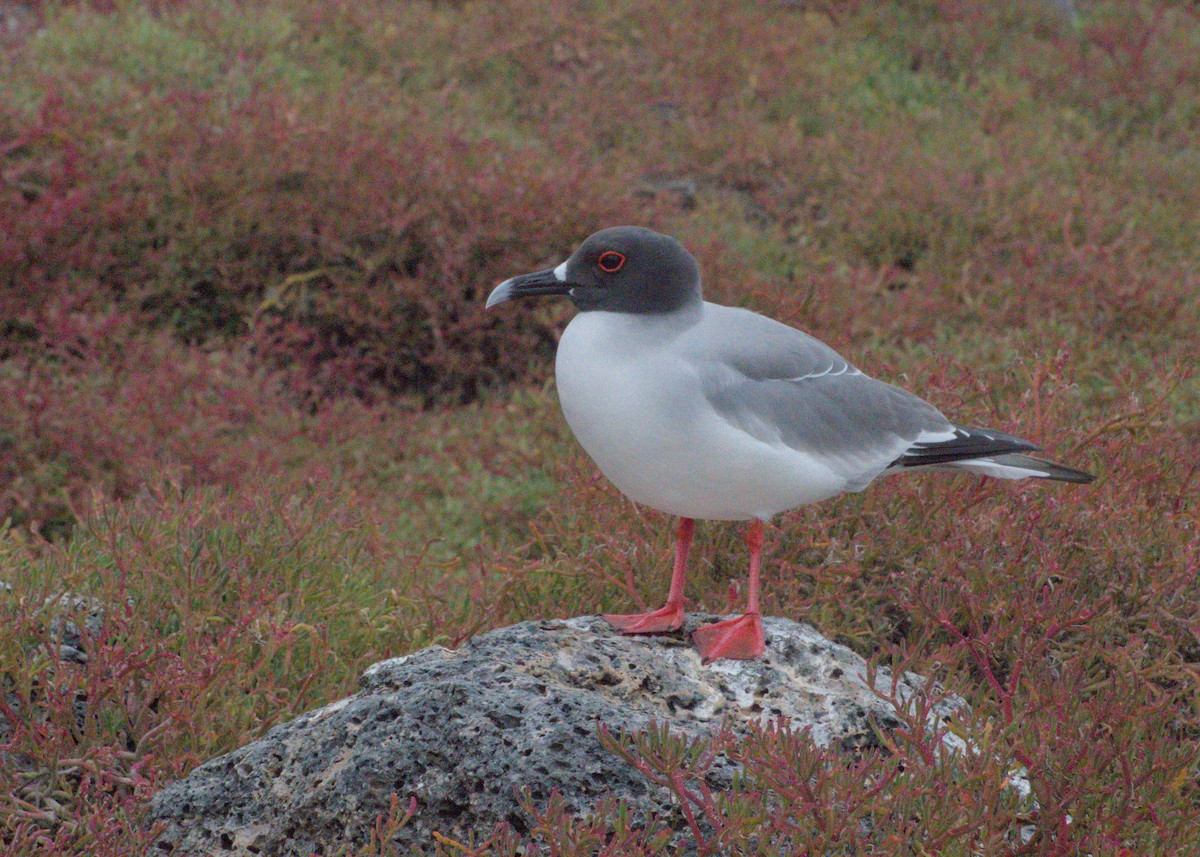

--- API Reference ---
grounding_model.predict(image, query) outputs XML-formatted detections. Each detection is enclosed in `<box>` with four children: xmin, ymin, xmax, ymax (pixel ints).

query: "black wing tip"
<box><xmin>893</xmin><ymin>423</ymin><xmax>1040</xmax><ymax>469</ymax></box>
<box><xmin>954</xmin><ymin>423</ymin><xmax>1042</xmax><ymax>452</ymax></box>
<box><xmin>894</xmin><ymin>424</ymin><xmax>1096</xmax><ymax>484</ymax></box>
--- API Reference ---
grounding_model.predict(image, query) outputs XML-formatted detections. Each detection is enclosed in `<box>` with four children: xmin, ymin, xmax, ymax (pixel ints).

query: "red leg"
<box><xmin>605</xmin><ymin>518</ymin><xmax>693</xmax><ymax>634</ymax></box>
<box><xmin>692</xmin><ymin>519</ymin><xmax>766</xmax><ymax>662</ymax></box>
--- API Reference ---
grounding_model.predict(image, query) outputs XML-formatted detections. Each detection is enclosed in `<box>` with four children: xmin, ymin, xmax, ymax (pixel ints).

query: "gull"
<box><xmin>486</xmin><ymin>227</ymin><xmax>1093</xmax><ymax>662</ymax></box>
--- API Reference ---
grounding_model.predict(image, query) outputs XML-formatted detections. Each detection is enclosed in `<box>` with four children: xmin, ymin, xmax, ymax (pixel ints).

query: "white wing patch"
<box><xmin>909</xmin><ymin>427</ymin><xmax>959</xmax><ymax>445</ymax></box>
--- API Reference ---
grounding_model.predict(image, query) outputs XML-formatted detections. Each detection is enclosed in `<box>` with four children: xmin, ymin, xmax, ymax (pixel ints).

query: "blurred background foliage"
<box><xmin>1</xmin><ymin>1</ymin><xmax>1197</xmax><ymax>853</ymax></box>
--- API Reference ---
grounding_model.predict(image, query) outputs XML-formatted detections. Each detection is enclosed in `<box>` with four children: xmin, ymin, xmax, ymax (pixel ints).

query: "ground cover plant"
<box><xmin>1</xmin><ymin>0</ymin><xmax>1198</xmax><ymax>853</ymax></box>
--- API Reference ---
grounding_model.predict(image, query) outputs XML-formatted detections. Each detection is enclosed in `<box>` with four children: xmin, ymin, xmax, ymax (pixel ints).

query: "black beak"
<box><xmin>486</xmin><ymin>266</ymin><xmax>570</xmax><ymax>308</ymax></box>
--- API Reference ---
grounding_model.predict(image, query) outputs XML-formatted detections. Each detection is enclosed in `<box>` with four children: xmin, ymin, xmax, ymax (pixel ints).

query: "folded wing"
<box><xmin>695</xmin><ymin>305</ymin><xmax>1092</xmax><ymax>489</ymax></box>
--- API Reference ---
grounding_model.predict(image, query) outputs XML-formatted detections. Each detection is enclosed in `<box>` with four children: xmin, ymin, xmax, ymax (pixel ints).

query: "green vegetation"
<box><xmin>1</xmin><ymin>0</ymin><xmax>1197</xmax><ymax>853</ymax></box>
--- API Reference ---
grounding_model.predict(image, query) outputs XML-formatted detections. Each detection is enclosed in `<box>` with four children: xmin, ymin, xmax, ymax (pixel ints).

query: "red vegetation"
<box><xmin>1</xmin><ymin>0</ymin><xmax>1198</xmax><ymax>854</ymax></box>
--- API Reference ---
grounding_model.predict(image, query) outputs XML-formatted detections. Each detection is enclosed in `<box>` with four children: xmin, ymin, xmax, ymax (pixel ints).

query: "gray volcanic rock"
<box><xmin>149</xmin><ymin>614</ymin><xmax>961</xmax><ymax>855</ymax></box>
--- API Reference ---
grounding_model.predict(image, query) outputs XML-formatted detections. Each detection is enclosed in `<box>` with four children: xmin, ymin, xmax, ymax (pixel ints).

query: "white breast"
<box><xmin>554</xmin><ymin>309</ymin><xmax>850</xmax><ymax>521</ymax></box>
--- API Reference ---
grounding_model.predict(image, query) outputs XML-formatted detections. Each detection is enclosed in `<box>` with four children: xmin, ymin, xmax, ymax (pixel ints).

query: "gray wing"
<box><xmin>692</xmin><ymin>306</ymin><xmax>1037</xmax><ymax>488</ymax></box>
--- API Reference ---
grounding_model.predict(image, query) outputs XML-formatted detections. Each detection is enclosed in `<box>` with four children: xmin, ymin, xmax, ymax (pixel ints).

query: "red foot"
<box><xmin>604</xmin><ymin>603</ymin><xmax>685</xmax><ymax>635</ymax></box>
<box><xmin>692</xmin><ymin>612</ymin><xmax>766</xmax><ymax>663</ymax></box>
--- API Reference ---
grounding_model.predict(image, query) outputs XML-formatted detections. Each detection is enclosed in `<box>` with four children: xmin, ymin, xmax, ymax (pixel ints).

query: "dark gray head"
<box><xmin>486</xmin><ymin>226</ymin><xmax>702</xmax><ymax>314</ymax></box>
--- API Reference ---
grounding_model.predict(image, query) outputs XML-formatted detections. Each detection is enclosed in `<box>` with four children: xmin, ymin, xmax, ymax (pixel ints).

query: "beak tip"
<box><xmin>485</xmin><ymin>278</ymin><xmax>515</xmax><ymax>309</ymax></box>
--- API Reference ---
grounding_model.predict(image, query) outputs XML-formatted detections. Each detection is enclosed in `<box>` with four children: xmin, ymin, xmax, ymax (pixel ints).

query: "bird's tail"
<box><xmin>946</xmin><ymin>452</ymin><xmax>1094</xmax><ymax>484</ymax></box>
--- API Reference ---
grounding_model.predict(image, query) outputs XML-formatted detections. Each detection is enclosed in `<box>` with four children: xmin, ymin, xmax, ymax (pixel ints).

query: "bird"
<box><xmin>486</xmin><ymin>226</ymin><xmax>1093</xmax><ymax>663</ymax></box>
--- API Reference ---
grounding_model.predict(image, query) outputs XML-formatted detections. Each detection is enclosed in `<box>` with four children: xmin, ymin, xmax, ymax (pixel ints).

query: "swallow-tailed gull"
<box><xmin>486</xmin><ymin>226</ymin><xmax>1093</xmax><ymax>662</ymax></box>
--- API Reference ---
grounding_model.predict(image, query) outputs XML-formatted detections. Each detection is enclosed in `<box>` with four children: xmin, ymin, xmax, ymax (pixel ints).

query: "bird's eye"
<box><xmin>597</xmin><ymin>251</ymin><xmax>626</xmax><ymax>273</ymax></box>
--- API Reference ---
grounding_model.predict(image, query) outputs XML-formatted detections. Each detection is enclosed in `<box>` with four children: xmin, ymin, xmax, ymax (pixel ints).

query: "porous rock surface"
<box><xmin>150</xmin><ymin>614</ymin><xmax>957</xmax><ymax>855</ymax></box>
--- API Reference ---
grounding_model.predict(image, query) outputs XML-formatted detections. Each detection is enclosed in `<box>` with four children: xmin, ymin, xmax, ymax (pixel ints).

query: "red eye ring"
<box><xmin>597</xmin><ymin>251</ymin><xmax>626</xmax><ymax>273</ymax></box>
